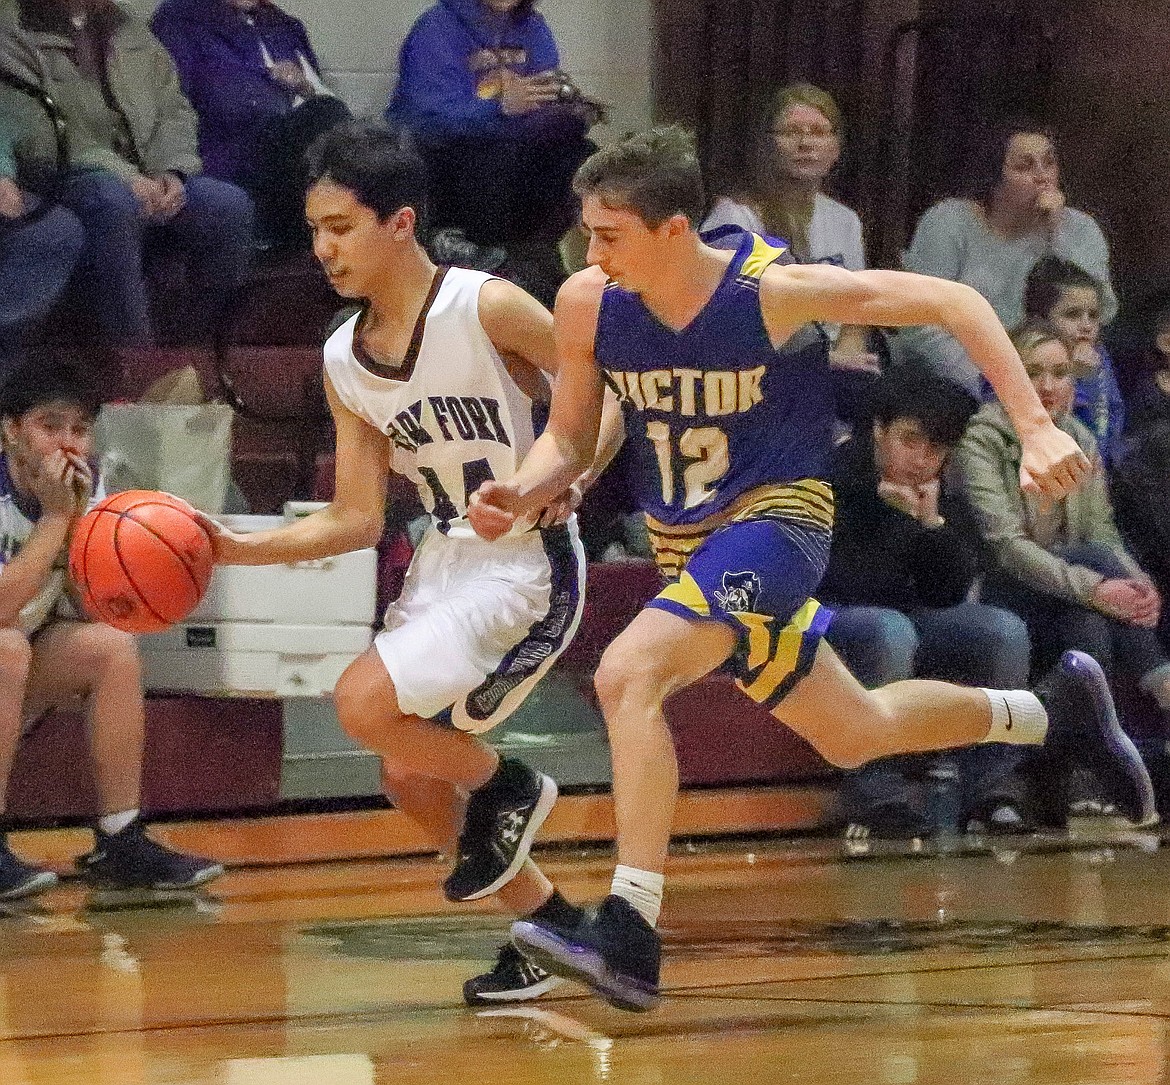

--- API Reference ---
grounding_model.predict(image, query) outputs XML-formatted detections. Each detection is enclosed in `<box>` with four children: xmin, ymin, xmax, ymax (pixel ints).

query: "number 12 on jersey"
<box><xmin>645</xmin><ymin>422</ymin><xmax>730</xmax><ymax>509</ymax></box>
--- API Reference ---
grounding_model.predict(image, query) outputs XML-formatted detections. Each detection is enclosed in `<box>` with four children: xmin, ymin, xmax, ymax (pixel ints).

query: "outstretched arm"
<box><xmin>762</xmin><ymin>263</ymin><xmax>1090</xmax><ymax>499</ymax></box>
<box><xmin>204</xmin><ymin>375</ymin><xmax>389</xmax><ymax>565</ymax></box>
<box><xmin>469</xmin><ymin>269</ymin><xmax>608</xmax><ymax>540</ymax></box>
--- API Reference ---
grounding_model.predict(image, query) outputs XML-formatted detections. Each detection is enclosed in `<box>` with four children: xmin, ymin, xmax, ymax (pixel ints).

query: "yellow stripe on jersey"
<box><xmin>736</xmin><ymin>599</ymin><xmax>823</xmax><ymax>705</ymax></box>
<box><xmin>655</xmin><ymin>571</ymin><xmax>711</xmax><ymax>618</ymax></box>
<box><xmin>738</xmin><ymin>234</ymin><xmax>789</xmax><ymax>281</ymax></box>
<box><xmin>645</xmin><ymin>480</ymin><xmax>834</xmax><ymax>579</ymax></box>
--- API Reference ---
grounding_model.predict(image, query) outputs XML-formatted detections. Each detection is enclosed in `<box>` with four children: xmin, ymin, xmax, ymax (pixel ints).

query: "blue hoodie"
<box><xmin>152</xmin><ymin>0</ymin><xmax>318</xmax><ymax>183</ymax></box>
<box><xmin>388</xmin><ymin>0</ymin><xmax>566</xmax><ymax>141</ymax></box>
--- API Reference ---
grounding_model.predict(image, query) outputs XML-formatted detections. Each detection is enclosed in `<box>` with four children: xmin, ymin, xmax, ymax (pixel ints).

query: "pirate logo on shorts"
<box><xmin>714</xmin><ymin>570</ymin><xmax>761</xmax><ymax>614</ymax></box>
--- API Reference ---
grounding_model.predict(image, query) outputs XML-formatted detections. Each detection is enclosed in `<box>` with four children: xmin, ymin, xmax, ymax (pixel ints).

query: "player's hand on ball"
<box><xmin>193</xmin><ymin>512</ymin><xmax>253</xmax><ymax>565</ymax></box>
<box><xmin>537</xmin><ymin>482</ymin><xmax>584</xmax><ymax>528</ymax></box>
<box><xmin>1019</xmin><ymin>423</ymin><xmax>1091</xmax><ymax>500</ymax></box>
<box><xmin>468</xmin><ymin>480</ymin><xmax>520</xmax><ymax>540</ymax></box>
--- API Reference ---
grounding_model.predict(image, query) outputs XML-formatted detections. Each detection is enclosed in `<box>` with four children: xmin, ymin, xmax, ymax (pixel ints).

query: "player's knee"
<box><xmin>333</xmin><ymin>655</ymin><xmax>406</xmax><ymax>748</ymax></box>
<box><xmin>89</xmin><ymin>625</ymin><xmax>141</xmax><ymax>675</ymax></box>
<box><xmin>0</xmin><ymin>628</ymin><xmax>32</xmax><ymax>689</ymax></box>
<box><xmin>594</xmin><ymin>643</ymin><xmax>670</xmax><ymax>718</ymax></box>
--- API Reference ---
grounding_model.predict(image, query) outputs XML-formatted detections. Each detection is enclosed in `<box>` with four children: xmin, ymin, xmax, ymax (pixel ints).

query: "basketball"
<box><xmin>68</xmin><ymin>490</ymin><xmax>214</xmax><ymax>634</ymax></box>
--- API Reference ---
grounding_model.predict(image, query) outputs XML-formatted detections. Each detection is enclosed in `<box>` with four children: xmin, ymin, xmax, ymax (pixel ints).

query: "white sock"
<box><xmin>611</xmin><ymin>865</ymin><xmax>665</xmax><ymax>928</ymax></box>
<box><xmin>980</xmin><ymin>690</ymin><xmax>1048</xmax><ymax>745</ymax></box>
<box><xmin>98</xmin><ymin>809</ymin><xmax>139</xmax><ymax>836</ymax></box>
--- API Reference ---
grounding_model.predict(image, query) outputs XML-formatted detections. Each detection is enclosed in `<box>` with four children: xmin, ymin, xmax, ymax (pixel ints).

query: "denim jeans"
<box><xmin>0</xmin><ymin>203</ymin><xmax>84</xmax><ymax>376</ymax></box>
<box><xmin>983</xmin><ymin>542</ymin><xmax>1170</xmax><ymax>684</ymax></box>
<box><xmin>58</xmin><ymin>170</ymin><xmax>253</xmax><ymax>346</ymax></box>
<box><xmin>826</xmin><ymin>602</ymin><xmax>1032</xmax><ymax>823</ymax></box>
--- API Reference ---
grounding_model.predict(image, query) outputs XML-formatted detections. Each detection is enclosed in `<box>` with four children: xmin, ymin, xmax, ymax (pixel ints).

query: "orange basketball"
<box><xmin>68</xmin><ymin>490</ymin><xmax>214</xmax><ymax>634</ymax></box>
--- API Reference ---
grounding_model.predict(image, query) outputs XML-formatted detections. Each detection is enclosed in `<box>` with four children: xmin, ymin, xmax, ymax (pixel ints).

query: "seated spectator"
<box><xmin>0</xmin><ymin>359</ymin><xmax>223</xmax><ymax>900</ymax></box>
<box><xmin>0</xmin><ymin>0</ymin><xmax>253</xmax><ymax>347</ymax></box>
<box><xmin>899</xmin><ymin>120</ymin><xmax>1117</xmax><ymax>395</ymax></box>
<box><xmin>388</xmin><ymin>0</ymin><xmax>600</xmax><ymax>304</ymax></box>
<box><xmin>819</xmin><ymin>366</ymin><xmax>1032</xmax><ymax>837</ymax></box>
<box><xmin>702</xmin><ymin>83</ymin><xmax>879</xmax><ymax>388</ymax></box>
<box><xmin>1126</xmin><ymin>299</ymin><xmax>1170</xmax><ymax>436</ymax></box>
<box><xmin>151</xmin><ymin>0</ymin><xmax>351</xmax><ymax>254</ymax></box>
<box><xmin>1112</xmin><ymin>418</ymin><xmax>1170</xmax><ymax>651</ymax></box>
<box><xmin>954</xmin><ymin>321</ymin><xmax>1170</xmax><ymax>809</ymax></box>
<box><xmin>0</xmin><ymin>66</ymin><xmax>84</xmax><ymax>375</ymax></box>
<box><xmin>1023</xmin><ymin>254</ymin><xmax>1125</xmax><ymax>467</ymax></box>
<box><xmin>1112</xmin><ymin>308</ymin><xmax>1170</xmax><ymax>650</ymax></box>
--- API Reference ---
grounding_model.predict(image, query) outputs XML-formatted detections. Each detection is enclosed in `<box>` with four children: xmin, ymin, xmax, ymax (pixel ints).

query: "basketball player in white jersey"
<box><xmin>203</xmin><ymin>120</ymin><xmax>619</xmax><ymax>1003</ymax></box>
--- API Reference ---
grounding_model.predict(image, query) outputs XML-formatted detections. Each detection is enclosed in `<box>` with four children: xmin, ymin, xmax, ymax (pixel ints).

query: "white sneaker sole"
<box><xmin>468</xmin><ymin>974</ymin><xmax>565</xmax><ymax>1003</ymax></box>
<box><xmin>461</xmin><ymin>775</ymin><xmax>558</xmax><ymax>902</ymax></box>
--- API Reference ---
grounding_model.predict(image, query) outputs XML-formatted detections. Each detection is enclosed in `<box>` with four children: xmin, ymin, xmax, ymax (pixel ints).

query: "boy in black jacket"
<box><xmin>821</xmin><ymin>366</ymin><xmax>1033</xmax><ymax>838</ymax></box>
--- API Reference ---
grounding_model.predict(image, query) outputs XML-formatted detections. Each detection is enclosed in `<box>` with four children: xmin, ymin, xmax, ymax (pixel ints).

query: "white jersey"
<box><xmin>324</xmin><ymin>267</ymin><xmax>544</xmax><ymax>539</ymax></box>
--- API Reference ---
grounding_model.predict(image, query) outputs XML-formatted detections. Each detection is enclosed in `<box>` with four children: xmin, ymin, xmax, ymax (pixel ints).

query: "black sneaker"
<box><xmin>0</xmin><ymin>838</ymin><xmax>57</xmax><ymax>901</ymax></box>
<box><xmin>463</xmin><ymin>943</ymin><xmax>564</xmax><ymax>1006</ymax></box>
<box><xmin>443</xmin><ymin>759</ymin><xmax>557</xmax><ymax>903</ymax></box>
<box><xmin>1042</xmin><ymin>650</ymin><xmax>1157</xmax><ymax>827</ymax></box>
<box><xmin>512</xmin><ymin>894</ymin><xmax>661</xmax><ymax>1012</ymax></box>
<box><xmin>76</xmin><ymin>821</ymin><xmax>224</xmax><ymax>890</ymax></box>
<box><xmin>845</xmin><ymin>800</ymin><xmax>931</xmax><ymax>841</ymax></box>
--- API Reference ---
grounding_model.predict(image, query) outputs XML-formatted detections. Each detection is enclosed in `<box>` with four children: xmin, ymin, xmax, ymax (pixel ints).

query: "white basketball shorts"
<box><xmin>374</xmin><ymin>519</ymin><xmax>586</xmax><ymax>733</ymax></box>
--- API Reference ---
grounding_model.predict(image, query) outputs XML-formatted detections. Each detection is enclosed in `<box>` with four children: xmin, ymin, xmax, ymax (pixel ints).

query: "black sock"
<box><xmin>478</xmin><ymin>756</ymin><xmax>526</xmax><ymax>794</ymax></box>
<box><xmin>528</xmin><ymin>888</ymin><xmax>582</xmax><ymax>929</ymax></box>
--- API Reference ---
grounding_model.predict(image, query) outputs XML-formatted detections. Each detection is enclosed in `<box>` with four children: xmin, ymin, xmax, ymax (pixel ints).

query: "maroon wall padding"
<box><xmin>667</xmin><ymin>674</ymin><xmax>834</xmax><ymax>787</ymax></box>
<box><xmin>111</xmin><ymin>346</ymin><xmax>214</xmax><ymax>402</ymax></box>
<box><xmin>7</xmin><ymin>697</ymin><xmax>283</xmax><ymax>821</ymax></box>
<box><xmin>231</xmin><ymin>252</ymin><xmax>342</xmax><ymax>347</ymax></box>
<box><xmin>557</xmin><ymin>560</ymin><xmax>837</xmax><ymax>787</ymax></box>
<box><xmin>558</xmin><ymin>560</ymin><xmax>663</xmax><ymax>674</ymax></box>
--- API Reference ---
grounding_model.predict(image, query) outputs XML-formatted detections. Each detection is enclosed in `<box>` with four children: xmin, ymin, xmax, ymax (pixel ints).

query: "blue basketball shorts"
<box><xmin>648</xmin><ymin>517</ymin><xmax>834</xmax><ymax>709</ymax></box>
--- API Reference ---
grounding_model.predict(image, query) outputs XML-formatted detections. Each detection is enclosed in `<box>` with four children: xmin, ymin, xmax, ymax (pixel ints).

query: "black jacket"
<box><xmin>819</xmin><ymin>436</ymin><xmax>980</xmax><ymax>610</ymax></box>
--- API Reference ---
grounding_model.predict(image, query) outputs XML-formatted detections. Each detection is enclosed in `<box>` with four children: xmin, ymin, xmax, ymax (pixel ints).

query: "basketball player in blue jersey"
<box><xmin>203</xmin><ymin>121</ymin><xmax>623</xmax><ymax>1005</ymax></box>
<box><xmin>468</xmin><ymin>126</ymin><xmax>1156</xmax><ymax>1011</ymax></box>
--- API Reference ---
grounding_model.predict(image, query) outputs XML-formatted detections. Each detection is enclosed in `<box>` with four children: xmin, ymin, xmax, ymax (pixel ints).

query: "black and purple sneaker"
<box><xmin>511</xmin><ymin>894</ymin><xmax>661</xmax><ymax>1012</ymax></box>
<box><xmin>1043</xmin><ymin>650</ymin><xmax>1157</xmax><ymax>827</ymax></box>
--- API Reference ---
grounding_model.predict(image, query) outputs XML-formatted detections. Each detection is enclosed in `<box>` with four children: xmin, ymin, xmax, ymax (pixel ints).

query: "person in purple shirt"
<box><xmin>388</xmin><ymin>0</ymin><xmax>600</xmax><ymax>301</ymax></box>
<box><xmin>151</xmin><ymin>0</ymin><xmax>350</xmax><ymax>252</ymax></box>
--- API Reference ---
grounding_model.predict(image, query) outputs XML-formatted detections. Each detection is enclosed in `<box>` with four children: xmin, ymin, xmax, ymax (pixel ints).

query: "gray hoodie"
<box><xmin>952</xmin><ymin>400</ymin><xmax>1142</xmax><ymax>604</ymax></box>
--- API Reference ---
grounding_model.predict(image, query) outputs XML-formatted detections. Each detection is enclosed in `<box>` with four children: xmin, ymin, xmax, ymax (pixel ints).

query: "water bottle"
<box><xmin>925</xmin><ymin>758</ymin><xmax>962</xmax><ymax>840</ymax></box>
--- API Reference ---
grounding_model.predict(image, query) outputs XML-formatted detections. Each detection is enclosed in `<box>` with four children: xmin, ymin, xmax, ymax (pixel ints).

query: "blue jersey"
<box><xmin>595</xmin><ymin>230</ymin><xmax>835</xmax><ymax>579</ymax></box>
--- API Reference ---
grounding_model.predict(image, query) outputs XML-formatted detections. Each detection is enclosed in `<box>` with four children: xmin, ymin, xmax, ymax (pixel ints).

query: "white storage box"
<box><xmin>139</xmin><ymin>623</ymin><xmax>372</xmax><ymax>697</ymax></box>
<box><xmin>190</xmin><ymin>515</ymin><xmax>377</xmax><ymax>627</ymax></box>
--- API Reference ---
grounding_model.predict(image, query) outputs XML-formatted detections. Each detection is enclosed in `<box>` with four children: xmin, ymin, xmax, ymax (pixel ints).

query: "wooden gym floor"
<box><xmin>4</xmin><ymin>824</ymin><xmax>1170</xmax><ymax>1085</ymax></box>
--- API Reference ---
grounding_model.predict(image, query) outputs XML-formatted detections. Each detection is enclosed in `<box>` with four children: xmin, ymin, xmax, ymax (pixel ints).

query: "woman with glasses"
<box><xmin>703</xmin><ymin>82</ymin><xmax>879</xmax><ymax>393</ymax></box>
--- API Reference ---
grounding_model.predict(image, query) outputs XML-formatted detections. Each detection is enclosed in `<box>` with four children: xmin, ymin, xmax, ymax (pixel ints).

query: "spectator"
<box><xmin>1126</xmin><ymin>299</ymin><xmax>1170</xmax><ymax>436</ymax></box>
<box><xmin>0</xmin><ymin>359</ymin><xmax>223</xmax><ymax>900</ymax></box>
<box><xmin>0</xmin><ymin>0</ymin><xmax>253</xmax><ymax>347</ymax></box>
<box><xmin>900</xmin><ymin>120</ymin><xmax>1117</xmax><ymax>395</ymax></box>
<box><xmin>954</xmin><ymin>320</ymin><xmax>1170</xmax><ymax>808</ymax></box>
<box><xmin>1112</xmin><ymin>308</ymin><xmax>1170</xmax><ymax>650</ymax></box>
<box><xmin>388</xmin><ymin>0</ymin><xmax>599</xmax><ymax>303</ymax></box>
<box><xmin>0</xmin><ymin>65</ymin><xmax>84</xmax><ymax>375</ymax></box>
<box><xmin>702</xmin><ymin>83</ymin><xmax>878</xmax><ymax>382</ymax></box>
<box><xmin>151</xmin><ymin>0</ymin><xmax>350</xmax><ymax>254</ymax></box>
<box><xmin>1112</xmin><ymin>418</ymin><xmax>1170</xmax><ymax>651</ymax></box>
<box><xmin>1023</xmin><ymin>254</ymin><xmax>1126</xmax><ymax>467</ymax></box>
<box><xmin>819</xmin><ymin>366</ymin><xmax>1032</xmax><ymax>837</ymax></box>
